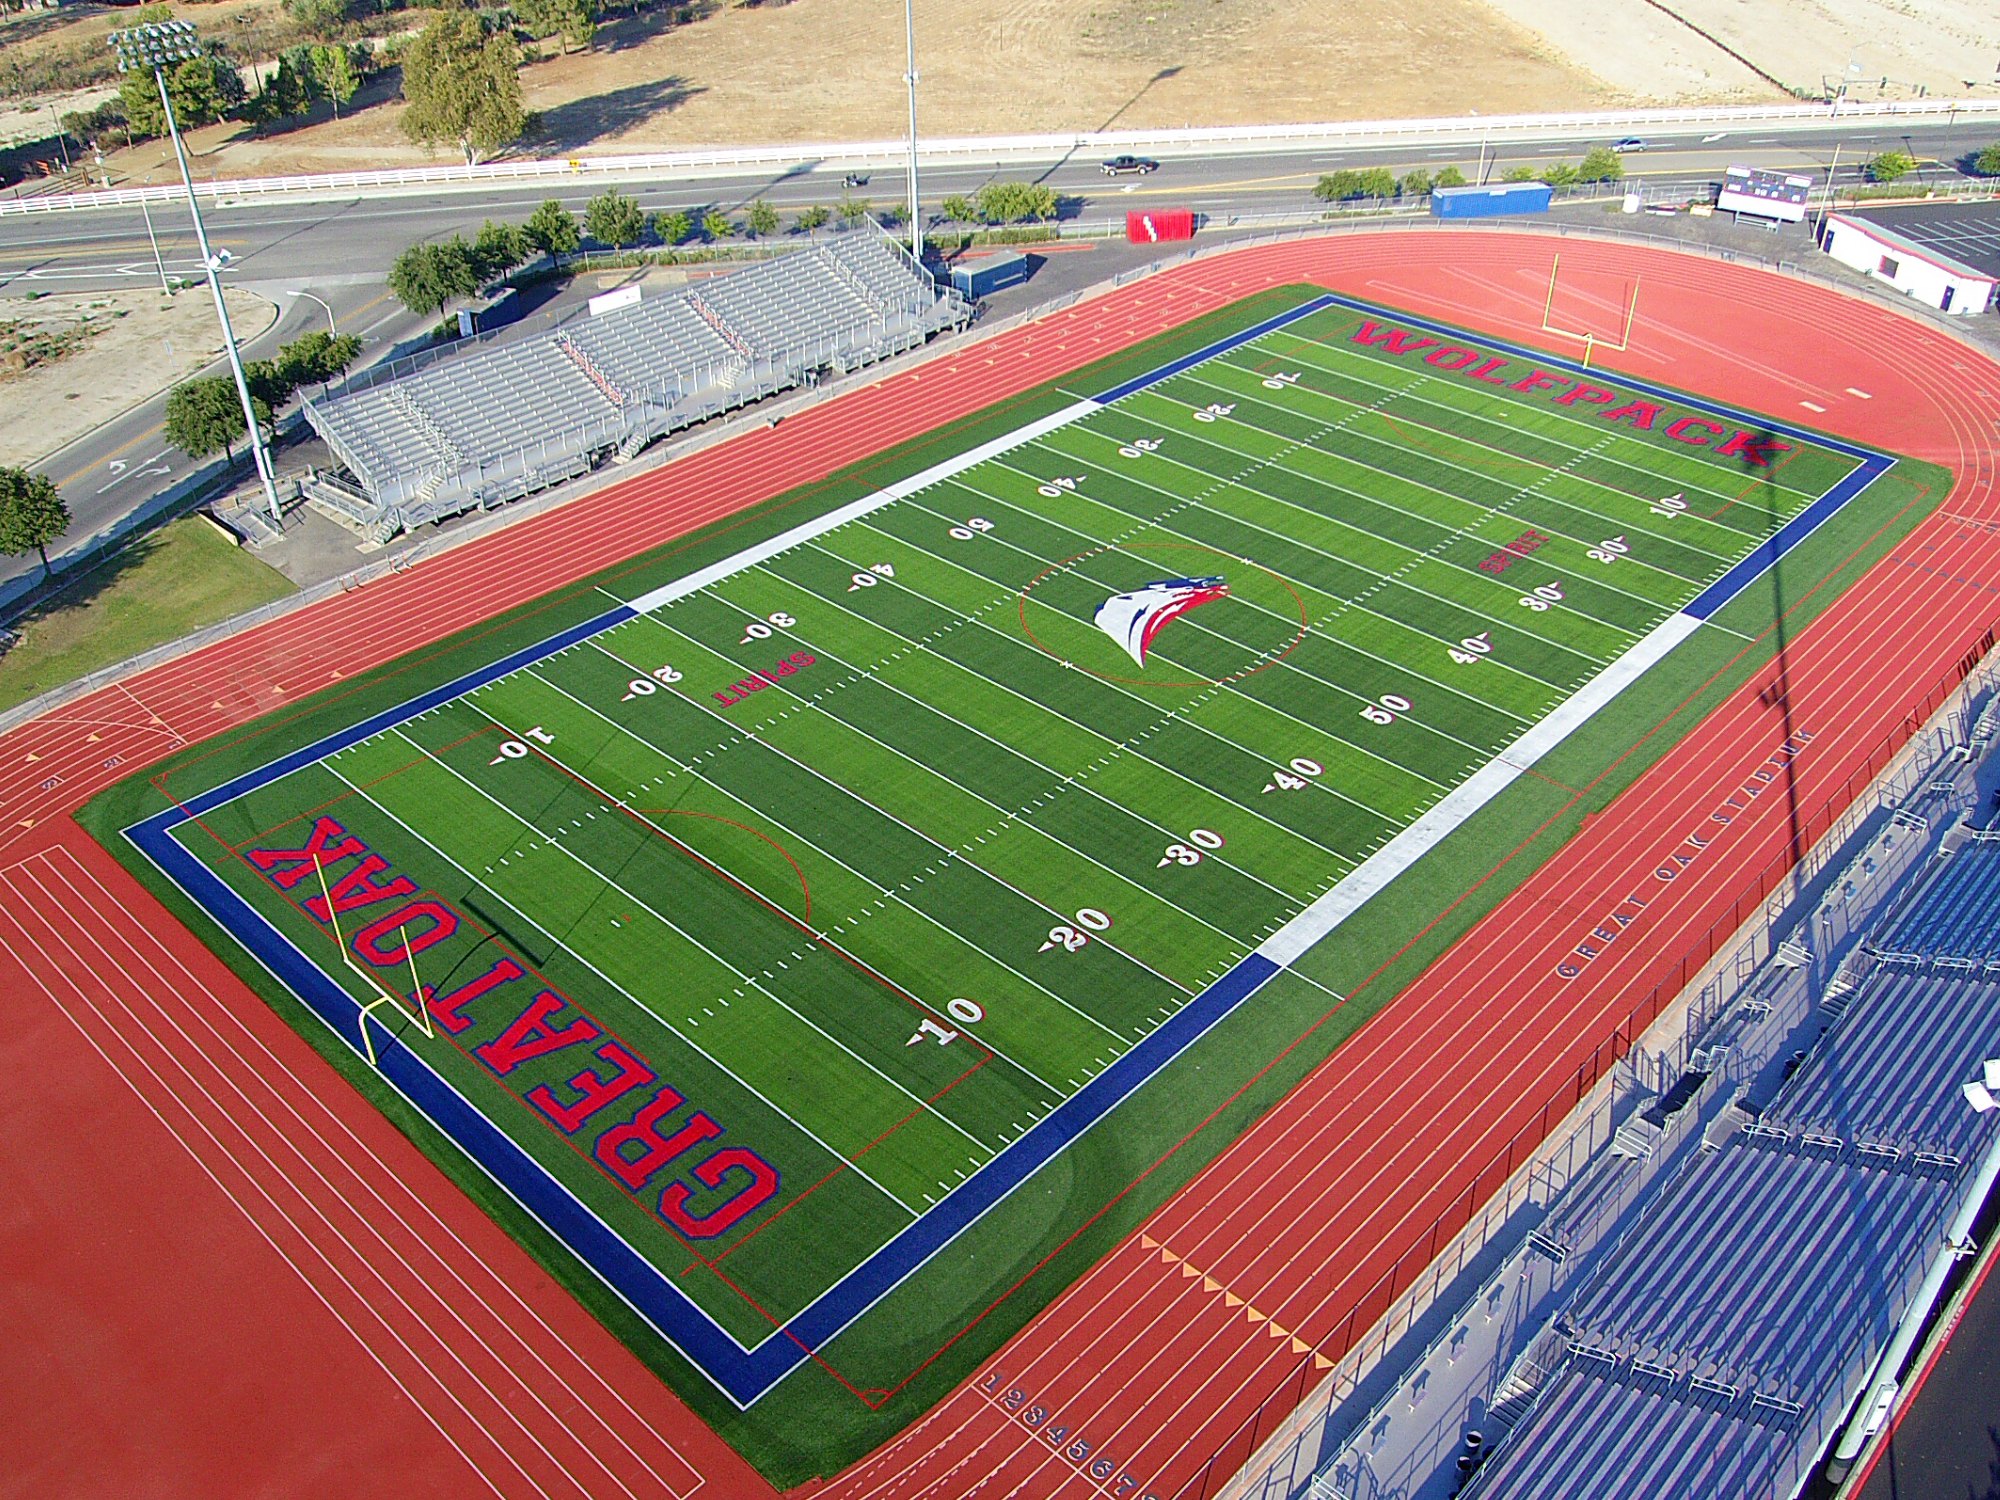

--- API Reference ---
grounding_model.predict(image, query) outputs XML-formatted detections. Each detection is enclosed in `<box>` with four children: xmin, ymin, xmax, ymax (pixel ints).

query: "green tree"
<box><xmin>1313</xmin><ymin>170</ymin><xmax>1364</xmax><ymax>202</ymax></box>
<box><xmin>1502</xmin><ymin>164</ymin><xmax>1538</xmax><ymax>183</ymax></box>
<box><xmin>164</xmin><ymin>376</ymin><xmax>248</xmax><ymax>464</ymax></box>
<box><xmin>1398</xmin><ymin>168</ymin><xmax>1432</xmax><ymax>198</ymax></box>
<box><xmin>584</xmin><ymin>187</ymin><xmax>645</xmax><ymax>247</ymax></box>
<box><xmin>1434</xmin><ymin>165</ymin><xmax>1468</xmax><ymax>188</ymax></box>
<box><xmin>838</xmin><ymin>195</ymin><xmax>871</xmax><ymax>226</ymax></box>
<box><xmin>0</xmin><ymin>466</ymin><xmax>70</xmax><ymax>579</ymax></box>
<box><xmin>1543</xmin><ymin>161</ymin><xmax>1580</xmax><ymax>188</ymax></box>
<box><xmin>398</xmin><ymin>11</ymin><xmax>525</xmax><ymax>164</ymax></box>
<box><xmin>471</xmin><ymin>217</ymin><xmax>529</xmax><ymax>279</ymax></box>
<box><xmin>1976</xmin><ymin>143</ymin><xmax>2000</xmax><ymax>177</ymax></box>
<box><xmin>522</xmin><ymin>198</ymin><xmax>580</xmax><ymax>259</ymax></box>
<box><xmin>939</xmin><ymin>193</ymin><xmax>977</xmax><ymax>223</ymax></box>
<box><xmin>701</xmin><ymin>209</ymin><xmax>734</xmax><ymax>241</ymax></box>
<box><xmin>651</xmin><ymin>208</ymin><xmax>692</xmax><ymax>245</ymax></box>
<box><xmin>1577</xmin><ymin>146</ymin><xmax>1625</xmax><ymax>183</ymax></box>
<box><xmin>119</xmin><ymin>52</ymin><xmax>246</xmax><ymax>136</ymax></box>
<box><xmin>1354</xmin><ymin>167</ymin><xmax>1398</xmax><ymax>199</ymax></box>
<box><xmin>242</xmin><ymin>357</ymin><xmax>290</xmax><ymax>413</ymax></box>
<box><xmin>514</xmin><ymin>0</ymin><xmax>596</xmax><ymax>53</ymax></box>
<box><xmin>744</xmin><ymin>198</ymin><xmax>779</xmax><ymax>237</ymax></box>
<box><xmin>252</xmin><ymin>45</ymin><xmax>319</xmax><ymax>126</ymax></box>
<box><xmin>133</xmin><ymin>2</ymin><xmax>174</xmax><ymax>22</ymax></box>
<box><xmin>283</xmin><ymin>0</ymin><xmax>350</xmax><ymax>35</ymax></box>
<box><xmin>972</xmin><ymin>181</ymin><xmax>1056</xmax><ymax>223</ymax></box>
<box><xmin>794</xmin><ymin>204</ymin><xmax>831</xmax><ymax>233</ymax></box>
<box><xmin>274</xmin><ymin>329</ymin><xmax>362</xmax><ymax>389</ymax></box>
<box><xmin>1865</xmin><ymin>150</ymin><xmax>1917</xmax><ymax>183</ymax></box>
<box><xmin>312</xmin><ymin>44</ymin><xmax>361</xmax><ymax>117</ymax></box>
<box><xmin>387</xmin><ymin>237</ymin><xmax>480</xmax><ymax>317</ymax></box>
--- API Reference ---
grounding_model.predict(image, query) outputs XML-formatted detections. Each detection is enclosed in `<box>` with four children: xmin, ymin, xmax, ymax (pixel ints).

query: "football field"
<box><xmin>127</xmin><ymin>290</ymin><xmax>1889</xmax><ymax>1420</ymax></box>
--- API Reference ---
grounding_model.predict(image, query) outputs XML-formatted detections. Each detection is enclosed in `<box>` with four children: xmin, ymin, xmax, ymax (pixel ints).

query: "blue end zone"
<box><xmin>121</xmin><ymin>287</ymin><xmax>1893</xmax><ymax>1408</ymax></box>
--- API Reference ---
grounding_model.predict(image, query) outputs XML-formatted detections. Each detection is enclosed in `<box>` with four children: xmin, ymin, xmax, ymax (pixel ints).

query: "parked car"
<box><xmin>1101</xmin><ymin>155</ymin><xmax>1160</xmax><ymax>176</ymax></box>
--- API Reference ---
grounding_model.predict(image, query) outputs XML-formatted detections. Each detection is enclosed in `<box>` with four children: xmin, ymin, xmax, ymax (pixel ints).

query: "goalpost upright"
<box><xmin>1541</xmin><ymin>254</ymin><xmax>1640</xmax><ymax>369</ymax></box>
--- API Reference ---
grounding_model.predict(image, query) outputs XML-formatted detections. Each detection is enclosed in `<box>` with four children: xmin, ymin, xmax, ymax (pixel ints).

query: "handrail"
<box><xmin>7</xmin><ymin>97</ymin><xmax>1998</xmax><ymax>217</ymax></box>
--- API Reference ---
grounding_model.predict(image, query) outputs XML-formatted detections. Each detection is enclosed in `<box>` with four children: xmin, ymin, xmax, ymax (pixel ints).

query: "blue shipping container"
<box><xmin>949</xmin><ymin>251</ymin><xmax>1032</xmax><ymax>299</ymax></box>
<box><xmin>1430</xmin><ymin>182</ymin><xmax>1554</xmax><ymax>219</ymax></box>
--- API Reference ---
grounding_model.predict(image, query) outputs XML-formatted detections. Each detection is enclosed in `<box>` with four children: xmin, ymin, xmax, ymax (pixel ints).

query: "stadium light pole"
<box><xmin>903</xmin><ymin>0</ymin><xmax>924</xmax><ymax>264</ymax></box>
<box><xmin>111</xmin><ymin>20</ymin><xmax>283</xmax><ymax>527</ymax></box>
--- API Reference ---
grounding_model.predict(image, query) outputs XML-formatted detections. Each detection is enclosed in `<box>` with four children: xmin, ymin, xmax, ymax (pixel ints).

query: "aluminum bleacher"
<box><xmin>1873</xmin><ymin>836</ymin><xmax>2000</xmax><ymax>961</ymax></box>
<box><xmin>1462</xmin><ymin>956</ymin><xmax>1998</xmax><ymax>1500</ymax></box>
<box><xmin>302</xmin><ymin>226</ymin><xmax>969</xmax><ymax>540</ymax></box>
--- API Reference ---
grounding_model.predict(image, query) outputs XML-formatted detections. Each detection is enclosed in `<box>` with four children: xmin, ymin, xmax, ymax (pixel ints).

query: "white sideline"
<box><xmin>624</xmin><ymin>399</ymin><xmax>1102</xmax><ymax>615</ymax></box>
<box><xmin>1258</xmin><ymin>613</ymin><xmax>1704</xmax><ymax>966</ymax></box>
<box><xmin>5</xmin><ymin>98</ymin><xmax>1994</xmax><ymax>217</ymax></box>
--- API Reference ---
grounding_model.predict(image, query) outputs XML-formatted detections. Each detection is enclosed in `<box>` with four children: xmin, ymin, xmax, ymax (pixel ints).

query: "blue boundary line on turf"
<box><xmin>1092</xmin><ymin>293</ymin><xmax>1340</xmax><ymax>404</ymax></box>
<box><xmin>124</xmin><ymin>288</ymin><xmax>1895</xmax><ymax>1409</ymax></box>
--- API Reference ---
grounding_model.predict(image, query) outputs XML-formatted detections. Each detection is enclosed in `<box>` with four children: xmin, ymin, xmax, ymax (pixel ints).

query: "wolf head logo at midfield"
<box><xmin>1093</xmin><ymin>575</ymin><xmax>1230</xmax><ymax>667</ymax></box>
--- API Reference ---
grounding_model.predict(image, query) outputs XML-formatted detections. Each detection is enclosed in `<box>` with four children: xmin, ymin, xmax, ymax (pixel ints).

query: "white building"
<box><xmin>1821</xmin><ymin>209</ymin><xmax>1998</xmax><ymax>317</ymax></box>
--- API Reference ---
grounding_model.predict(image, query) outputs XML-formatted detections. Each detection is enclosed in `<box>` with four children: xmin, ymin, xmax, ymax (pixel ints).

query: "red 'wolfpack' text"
<box><xmin>249</xmin><ymin>815</ymin><xmax>780</xmax><ymax>1239</ymax></box>
<box><xmin>1352</xmin><ymin>321</ymin><xmax>1793</xmax><ymax>468</ymax></box>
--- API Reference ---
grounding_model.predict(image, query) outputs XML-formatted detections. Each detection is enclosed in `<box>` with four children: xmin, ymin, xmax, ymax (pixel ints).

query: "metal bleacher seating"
<box><xmin>302</xmin><ymin>226</ymin><xmax>969</xmax><ymax>540</ymax></box>
<box><xmin>1465</xmin><ymin>948</ymin><xmax>1999</xmax><ymax>1500</ymax></box>
<box><xmin>1873</xmin><ymin>837</ymin><xmax>2000</xmax><ymax>961</ymax></box>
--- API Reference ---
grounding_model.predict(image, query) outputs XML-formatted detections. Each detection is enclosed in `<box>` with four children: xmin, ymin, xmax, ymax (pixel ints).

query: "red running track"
<box><xmin>0</xmin><ymin>232</ymin><xmax>1993</xmax><ymax>1499</ymax></box>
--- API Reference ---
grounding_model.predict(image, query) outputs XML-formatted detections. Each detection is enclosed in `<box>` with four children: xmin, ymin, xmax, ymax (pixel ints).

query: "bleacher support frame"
<box><xmin>301</xmin><ymin>224</ymin><xmax>970</xmax><ymax>539</ymax></box>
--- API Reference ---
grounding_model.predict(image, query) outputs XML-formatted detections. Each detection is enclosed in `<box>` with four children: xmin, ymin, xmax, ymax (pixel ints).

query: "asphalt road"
<box><xmin>0</xmin><ymin>117</ymin><xmax>1989</xmax><ymax>589</ymax></box>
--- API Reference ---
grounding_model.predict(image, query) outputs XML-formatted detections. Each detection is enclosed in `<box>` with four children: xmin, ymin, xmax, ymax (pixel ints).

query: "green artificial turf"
<box><xmin>81</xmin><ymin>287</ymin><xmax>1953</xmax><ymax>1486</ymax></box>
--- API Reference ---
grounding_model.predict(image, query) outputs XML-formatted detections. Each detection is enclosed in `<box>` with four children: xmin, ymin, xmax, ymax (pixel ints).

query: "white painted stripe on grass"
<box><xmin>624</xmin><ymin>399</ymin><xmax>1102</xmax><ymax>616</ymax></box>
<box><xmin>1256</xmin><ymin>610</ymin><xmax>1704</xmax><ymax>966</ymax></box>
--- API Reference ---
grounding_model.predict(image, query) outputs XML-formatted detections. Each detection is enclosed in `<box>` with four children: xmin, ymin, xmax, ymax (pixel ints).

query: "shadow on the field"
<box><xmin>521</xmin><ymin>76</ymin><xmax>705</xmax><ymax>154</ymax></box>
<box><xmin>1744</xmin><ymin>424</ymin><xmax>1809</xmax><ymax>871</ymax></box>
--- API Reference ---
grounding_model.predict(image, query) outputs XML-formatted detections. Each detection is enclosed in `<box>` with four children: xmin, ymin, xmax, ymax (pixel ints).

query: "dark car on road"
<box><xmin>1100</xmin><ymin>155</ymin><xmax>1160</xmax><ymax>176</ymax></box>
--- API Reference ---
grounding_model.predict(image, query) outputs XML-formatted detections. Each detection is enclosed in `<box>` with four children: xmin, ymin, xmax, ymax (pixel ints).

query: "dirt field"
<box><xmin>0</xmin><ymin>287</ymin><xmax>275</xmax><ymax>470</ymax></box>
<box><xmin>19</xmin><ymin>0</ymin><xmax>1996</xmax><ymax>189</ymax></box>
<box><xmin>1484</xmin><ymin>0</ymin><xmax>1995</xmax><ymax>103</ymax></box>
<box><xmin>86</xmin><ymin>0</ymin><xmax>1614</xmax><ymax>180</ymax></box>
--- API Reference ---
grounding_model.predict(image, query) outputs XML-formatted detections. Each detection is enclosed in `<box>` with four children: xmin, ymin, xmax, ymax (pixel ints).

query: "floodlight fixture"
<box><xmin>109</xmin><ymin>20</ymin><xmax>204</xmax><ymax>72</ymax></box>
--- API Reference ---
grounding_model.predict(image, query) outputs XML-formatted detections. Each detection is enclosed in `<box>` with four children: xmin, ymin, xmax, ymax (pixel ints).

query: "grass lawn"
<box><xmin>0</xmin><ymin>518</ymin><xmax>294</xmax><ymax>714</ymax></box>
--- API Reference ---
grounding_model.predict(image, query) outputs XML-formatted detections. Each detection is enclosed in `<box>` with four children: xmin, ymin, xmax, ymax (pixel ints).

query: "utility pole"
<box><xmin>904</xmin><ymin>0</ymin><xmax>924</xmax><ymax>264</ymax></box>
<box><xmin>110</xmin><ymin>20</ymin><xmax>283</xmax><ymax>527</ymax></box>
<box><xmin>138</xmin><ymin>179</ymin><xmax>170</xmax><ymax>295</ymax></box>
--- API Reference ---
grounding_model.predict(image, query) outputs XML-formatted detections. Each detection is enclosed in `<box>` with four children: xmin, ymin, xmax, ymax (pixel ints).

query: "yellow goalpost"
<box><xmin>316</xmin><ymin>857</ymin><xmax>435</xmax><ymax>1067</ymax></box>
<box><xmin>1540</xmin><ymin>254</ymin><xmax>1640</xmax><ymax>369</ymax></box>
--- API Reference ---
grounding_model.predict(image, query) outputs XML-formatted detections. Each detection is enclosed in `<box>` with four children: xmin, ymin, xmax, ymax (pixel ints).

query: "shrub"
<box><xmin>1577</xmin><ymin>146</ymin><xmax>1624</xmax><ymax>183</ymax></box>
<box><xmin>651</xmin><ymin>208</ymin><xmax>693</xmax><ymax>246</ymax></box>
<box><xmin>1976</xmin><ymin>143</ymin><xmax>2000</xmax><ymax>177</ymax></box>
<box><xmin>1864</xmin><ymin>150</ymin><xmax>1917</xmax><ymax>184</ymax></box>
<box><xmin>1398</xmin><ymin>168</ymin><xmax>1432</xmax><ymax>198</ymax></box>
<box><xmin>1434</xmin><ymin>165</ymin><xmax>1468</xmax><ymax>189</ymax></box>
<box><xmin>583</xmin><ymin>188</ymin><xmax>645</xmax><ymax>248</ymax></box>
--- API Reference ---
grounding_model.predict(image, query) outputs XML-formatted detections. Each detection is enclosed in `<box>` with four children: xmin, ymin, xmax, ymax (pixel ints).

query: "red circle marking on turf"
<box><xmin>1015</xmin><ymin>540</ymin><xmax>1310</xmax><ymax>687</ymax></box>
<box><xmin>639</xmin><ymin>807</ymin><xmax>812</xmax><ymax>926</ymax></box>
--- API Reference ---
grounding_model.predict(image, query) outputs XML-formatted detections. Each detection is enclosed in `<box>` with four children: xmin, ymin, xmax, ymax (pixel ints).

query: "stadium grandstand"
<box><xmin>1270</xmin><ymin>738</ymin><xmax>2000</xmax><ymax>1500</ymax></box>
<box><xmin>1457</xmin><ymin>855</ymin><xmax>2000</xmax><ymax>1498</ymax></box>
<box><xmin>300</xmin><ymin>226</ymin><xmax>969</xmax><ymax>541</ymax></box>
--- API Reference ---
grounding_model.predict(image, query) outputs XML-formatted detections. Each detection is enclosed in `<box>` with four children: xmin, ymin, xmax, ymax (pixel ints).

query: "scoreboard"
<box><xmin>1717</xmin><ymin>164</ymin><xmax>1815</xmax><ymax>223</ymax></box>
